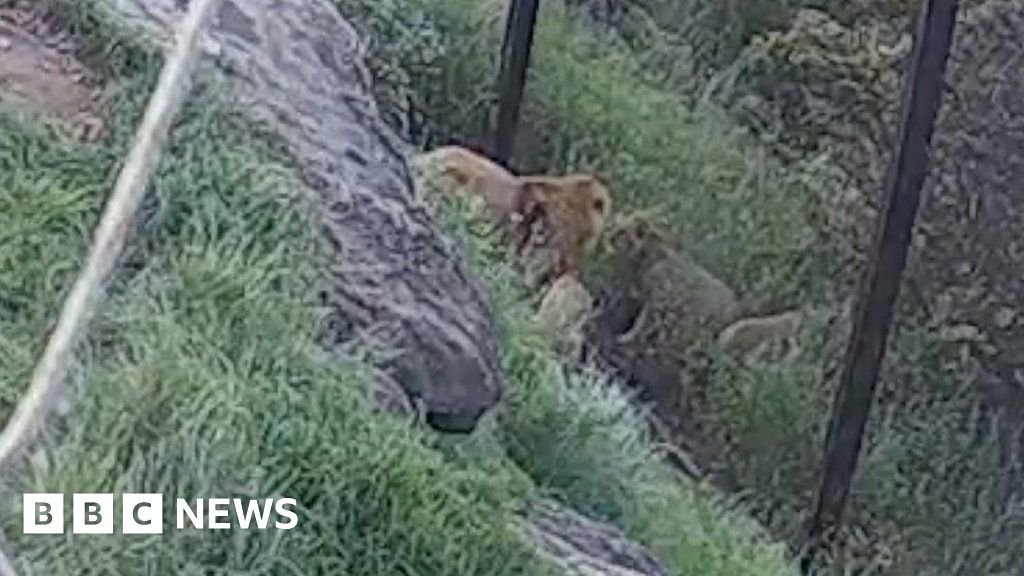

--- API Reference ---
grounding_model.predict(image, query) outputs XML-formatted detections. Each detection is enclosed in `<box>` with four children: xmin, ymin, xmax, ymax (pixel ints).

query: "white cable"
<box><xmin>0</xmin><ymin>0</ymin><xmax>223</xmax><ymax>570</ymax></box>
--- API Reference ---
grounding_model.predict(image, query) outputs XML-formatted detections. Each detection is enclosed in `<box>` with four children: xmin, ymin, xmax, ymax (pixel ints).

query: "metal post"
<box><xmin>490</xmin><ymin>0</ymin><xmax>540</xmax><ymax>168</ymax></box>
<box><xmin>801</xmin><ymin>0</ymin><xmax>958</xmax><ymax>570</ymax></box>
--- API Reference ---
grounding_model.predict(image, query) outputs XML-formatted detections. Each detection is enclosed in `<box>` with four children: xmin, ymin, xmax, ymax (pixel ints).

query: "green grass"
<box><xmin>0</xmin><ymin>2</ymin><xmax>807</xmax><ymax>575</ymax></box>
<box><xmin>336</xmin><ymin>0</ymin><xmax>836</xmax><ymax>305</ymax></box>
<box><xmin>496</xmin><ymin>330</ymin><xmax>800</xmax><ymax>576</ymax></box>
<box><xmin>340</xmin><ymin>1</ymin><xmax>1024</xmax><ymax>574</ymax></box>
<box><xmin>522</xmin><ymin>12</ymin><xmax>835</xmax><ymax>301</ymax></box>
<box><xmin>427</xmin><ymin>190</ymin><xmax>800</xmax><ymax>576</ymax></box>
<box><xmin>0</xmin><ymin>24</ymin><xmax>554</xmax><ymax>575</ymax></box>
<box><xmin>701</xmin><ymin>313</ymin><xmax>1024</xmax><ymax>574</ymax></box>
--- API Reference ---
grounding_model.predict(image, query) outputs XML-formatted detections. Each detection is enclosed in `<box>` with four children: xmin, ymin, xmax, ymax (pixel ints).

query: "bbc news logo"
<box><xmin>23</xmin><ymin>494</ymin><xmax>298</xmax><ymax>534</ymax></box>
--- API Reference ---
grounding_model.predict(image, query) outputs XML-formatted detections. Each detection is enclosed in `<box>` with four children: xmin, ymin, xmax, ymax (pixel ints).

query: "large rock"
<box><xmin>93</xmin><ymin>0</ymin><xmax>503</xmax><ymax>431</ymax></box>
<box><xmin>516</xmin><ymin>498</ymin><xmax>673</xmax><ymax>576</ymax></box>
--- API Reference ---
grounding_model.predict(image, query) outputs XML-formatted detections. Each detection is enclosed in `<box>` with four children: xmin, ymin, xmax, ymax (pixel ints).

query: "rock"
<box><xmin>92</xmin><ymin>0</ymin><xmax>504</xmax><ymax>432</ymax></box>
<box><xmin>516</xmin><ymin>498</ymin><xmax>673</xmax><ymax>576</ymax></box>
<box><xmin>367</xmin><ymin>368</ymin><xmax>415</xmax><ymax>418</ymax></box>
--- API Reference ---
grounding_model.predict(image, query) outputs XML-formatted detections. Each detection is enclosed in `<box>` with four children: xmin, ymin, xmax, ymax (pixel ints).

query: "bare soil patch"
<box><xmin>0</xmin><ymin>0</ymin><xmax>106</xmax><ymax>141</ymax></box>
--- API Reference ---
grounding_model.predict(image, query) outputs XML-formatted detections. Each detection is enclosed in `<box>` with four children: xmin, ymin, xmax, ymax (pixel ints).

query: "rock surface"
<box><xmin>93</xmin><ymin>0</ymin><xmax>503</xmax><ymax>431</ymax></box>
<box><xmin>517</xmin><ymin>498</ymin><xmax>673</xmax><ymax>576</ymax></box>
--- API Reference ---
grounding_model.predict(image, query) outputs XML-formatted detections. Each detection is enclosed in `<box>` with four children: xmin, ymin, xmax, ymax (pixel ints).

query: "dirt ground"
<box><xmin>0</xmin><ymin>0</ymin><xmax>105</xmax><ymax>142</ymax></box>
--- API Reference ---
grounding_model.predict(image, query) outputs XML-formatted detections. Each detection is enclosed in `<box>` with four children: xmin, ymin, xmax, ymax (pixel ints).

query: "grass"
<box><xmin>701</xmin><ymin>313</ymin><xmax>1024</xmax><ymax>574</ymax></box>
<box><xmin>428</xmin><ymin>194</ymin><xmax>799</xmax><ymax>576</ymax></box>
<box><xmin>0</xmin><ymin>1</ymin><xmax>805</xmax><ymax>575</ymax></box>
<box><xmin>339</xmin><ymin>0</ymin><xmax>1024</xmax><ymax>574</ymax></box>
<box><xmin>0</xmin><ymin>22</ymin><xmax>553</xmax><ymax>575</ymax></box>
<box><xmin>338</xmin><ymin>0</ymin><xmax>840</xmax><ymax>305</ymax></box>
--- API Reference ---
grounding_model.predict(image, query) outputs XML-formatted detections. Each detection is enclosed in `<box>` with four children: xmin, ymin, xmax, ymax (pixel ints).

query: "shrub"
<box><xmin>333</xmin><ymin>0</ymin><xmax>497</xmax><ymax>147</ymax></box>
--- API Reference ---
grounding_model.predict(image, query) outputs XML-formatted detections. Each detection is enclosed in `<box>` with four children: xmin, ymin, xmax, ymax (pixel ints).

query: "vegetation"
<box><xmin>338</xmin><ymin>0</ymin><xmax>837</xmax><ymax>304</ymax></box>
<box><xmin>0</xmin><ymin>1</ymin><xmax>802</xmax><ymax>575</ymax></box>
<box><xmin>0</xmin><ymin>68</ymin><xmax>561</xmax><ymax>576</ymax></box>
<box><xmin>432</xmin><ymin>201</ymin><xmax>796</xmax><ymax>576</ymax></box>
<box><xmin>6</xmin><ymin>0</ymin><xmax>1020</xmax><ymax>573</ymax></box>
<box><xmin>339</xmin><ymin>0</ymin><xmax>1024</xmax><ymax>574</ymax></box>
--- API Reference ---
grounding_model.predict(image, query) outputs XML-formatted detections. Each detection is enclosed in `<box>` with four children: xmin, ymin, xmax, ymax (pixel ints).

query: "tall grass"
<box><xmin>335</xmin><ymin>0</ymin><xmax>836</xmax><ymax>305</ymax></box>
<box><xmin>341</xmin><ymin>0</ymin><xmax>1024</xmax><ymax>574</ymax></box>
<box><xmin>0</xmin><ymin>3</ymin><xmax>807</xmax><ymax>575</ymax></box>
<box><xmin>0</xmin><ymin>31</ymin><xmax>553</xmax><ymax>575</ymax></box>
<box><xmin>428</xmin><ymin>192</ymin><xmax>800</xmax><ymax>576</ymax></box>
<box><xmin>701</xmin><ymin>307</ymin><xmax>1024</xmax><ymax>574</ymax></box>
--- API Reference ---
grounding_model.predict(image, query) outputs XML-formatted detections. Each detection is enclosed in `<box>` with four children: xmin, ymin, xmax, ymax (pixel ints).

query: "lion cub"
<box><xmin>599</xmin><ymin>212</ymin><xmax>741</xmax><ymax>353</ymax></box>
<box><xmin>531</xmin><ymin>274</ymin><xmax>594</xmax><ymax>359</ymax></box>
<box><xmin>717</xmin><ymin>310</ymin><xmax>803</xmax><ymax>359</ymax></box>
<box><xmin>602</xmin><ymin>212</ymin><xmax>804</xmax><ymax>359</ymax></box>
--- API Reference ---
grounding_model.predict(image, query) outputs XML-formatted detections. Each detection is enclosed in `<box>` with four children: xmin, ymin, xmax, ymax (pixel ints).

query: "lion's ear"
<box><xmin>521</xmin><ymin>177</ymin><xmax>563</xmax><ymax>208</ymax></box>
<box><xmin>520</xmin><ymin>177</ymin><xmax>557</xmax><ymax>195</ymax></box>
<box><xmin>516</xmin><ymin>179</ymin><xmax>541</xmax><ymax>209</ymax></box>
<box><xmin>577</xmin><ymin>176</ymin><xmax>610</xmax><ymax>216</ymax></box>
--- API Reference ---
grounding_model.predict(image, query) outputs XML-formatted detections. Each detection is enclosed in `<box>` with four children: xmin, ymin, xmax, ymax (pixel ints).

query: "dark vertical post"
<box><xmin>490</xmin><ymin>0</ymin><xmax>541</xmax><ymax>168</ymax></box>
<box><xmin>801</xmin><ymin>0</ymin><xmax>958</xmax><ymax>570</ymax></box>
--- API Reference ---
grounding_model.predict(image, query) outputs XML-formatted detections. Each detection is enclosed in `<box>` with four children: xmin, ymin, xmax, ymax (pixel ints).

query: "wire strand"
<box><xmin>0</xmin><ymin>0</ymin><xmax>223</xmax><ymax>570</ymax></box>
